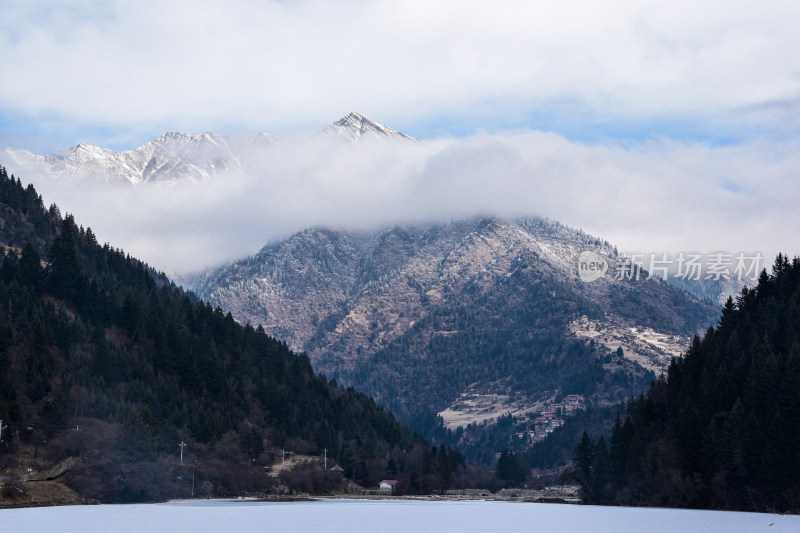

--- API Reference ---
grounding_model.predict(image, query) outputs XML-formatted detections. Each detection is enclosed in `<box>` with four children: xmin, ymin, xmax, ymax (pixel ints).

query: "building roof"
<box><xmin>380</xmin><ymin>479</ymin><xmax>399</xmax><ymax>485</ymax></box>
<box><xmin>330</xmin><ymin>465</ymin><xmax>345</xmax><ymax>472</ymax></box>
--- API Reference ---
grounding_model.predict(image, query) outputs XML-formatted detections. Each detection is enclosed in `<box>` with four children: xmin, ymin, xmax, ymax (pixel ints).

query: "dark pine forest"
<box><xmin>0</xmin><ymin>166</ymin><xmax>463</xmax><ymax>502</ymax></box>
<box><xmin>570</xmin><ymin>254</ymin><xmax>800</xmax><ymax>513</ymax></box>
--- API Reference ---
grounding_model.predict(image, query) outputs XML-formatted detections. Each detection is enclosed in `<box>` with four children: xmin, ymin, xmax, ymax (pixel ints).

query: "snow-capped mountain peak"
<box><xmin>322</xmin><ymin>112</ymin><xmax>420</xmax><ymax>143</ymax></box>
<box><xmin>0</xmin><ymin>113</ymin><xmax>415</xmax><ymax>185</ymax></box>
<box><xmin>1</xmin><ymin>130</ymin><xmax>279</xmax><ymax>185</ymax></box>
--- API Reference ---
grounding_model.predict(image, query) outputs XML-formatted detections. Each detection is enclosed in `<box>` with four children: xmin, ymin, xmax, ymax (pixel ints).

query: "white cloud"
<box><xmin>1</xmin><ymin>0</ymin><xmax>800</xmax><ymax>142</ymax></box>
<box><xmin>2</xmin><ymin>1</ymin><xmax>799</xmax><ymax>275</ymax></box>
<box><xmin>22</xmin><ymin>132</ymin><xmax>800</xmax><ymax>275</ymax></box>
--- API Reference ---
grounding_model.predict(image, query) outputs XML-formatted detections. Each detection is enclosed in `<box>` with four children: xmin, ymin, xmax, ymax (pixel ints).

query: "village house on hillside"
<box><xmin>379</xmin><ymin>480</ymin><xmax>398</xmax><ymax>492</ymax></box>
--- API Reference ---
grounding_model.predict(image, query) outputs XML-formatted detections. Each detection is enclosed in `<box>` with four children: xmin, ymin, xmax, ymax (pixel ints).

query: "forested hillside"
<box><xmin>0</xmin><ymin>166</ymin><xmax>462</xmax><ymax>502</ymax></box>
<box><xmin>570</xmin><ymin>255</ymin><xmax>800</xmax><ymax>513</ymax></box>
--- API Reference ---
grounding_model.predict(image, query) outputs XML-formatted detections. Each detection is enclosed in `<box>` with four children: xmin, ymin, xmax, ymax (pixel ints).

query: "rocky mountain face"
<box><xmin>1</xmin><ymin>113</ymin><xmax>407</xmax><ymax>184</ymax></box>
<box><xmin>321</xmin><ymin>112</ymin><xmax>420</xmax><ymax>143</ymax></box>
<box><xmin>189</xmin><ymin>217</ymin><xmax>719</xmax><ymax>427</ymax></box>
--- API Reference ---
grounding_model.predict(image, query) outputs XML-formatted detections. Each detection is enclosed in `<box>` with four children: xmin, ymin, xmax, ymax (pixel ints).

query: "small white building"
<box><xmin>379</xmin><ymin>480</ymin><xmax>398</xmax><ymax>492</ymax></box>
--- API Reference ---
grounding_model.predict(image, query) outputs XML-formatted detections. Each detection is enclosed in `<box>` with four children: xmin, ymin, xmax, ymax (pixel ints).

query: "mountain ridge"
<box><xmin>1</xmin><ymin>113</ymin><xmax>414</xmax><ymax>185</ymax></box>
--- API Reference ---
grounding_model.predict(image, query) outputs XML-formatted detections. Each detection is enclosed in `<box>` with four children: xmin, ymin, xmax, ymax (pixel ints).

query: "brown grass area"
<box><xmin>0</xmin><ymin>480</ymin><xmax>92</xmax><ymax>509</ymax></box>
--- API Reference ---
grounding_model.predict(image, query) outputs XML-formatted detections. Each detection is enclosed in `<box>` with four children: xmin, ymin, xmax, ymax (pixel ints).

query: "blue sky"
<box><xmin>1</xmin><ymin>0</ymin><xmax>799</xmax><ymax>152</ymax></box>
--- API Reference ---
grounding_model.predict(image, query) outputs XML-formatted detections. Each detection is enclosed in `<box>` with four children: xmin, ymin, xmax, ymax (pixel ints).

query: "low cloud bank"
<box><xmin>15</xmin><ymin>131</ymin><xmax>800</xmax><ymax>275</ymax></box>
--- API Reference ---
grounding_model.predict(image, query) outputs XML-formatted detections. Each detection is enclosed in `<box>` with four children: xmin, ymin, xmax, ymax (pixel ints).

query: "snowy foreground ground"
<box><xmin>2</xmin><ymin>498</ymin><xmax>797</xmax><ymax>533</ymax></box>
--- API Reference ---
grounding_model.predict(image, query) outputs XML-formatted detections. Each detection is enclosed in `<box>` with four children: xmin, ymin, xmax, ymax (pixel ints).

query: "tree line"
<box><xmin>569</xmin><ymin>255</ymin><xmax>800</xmax><ymax>513</ymax></box>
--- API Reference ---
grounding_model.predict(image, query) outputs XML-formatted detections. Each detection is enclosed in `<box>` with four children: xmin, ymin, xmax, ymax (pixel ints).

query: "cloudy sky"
<box><xmin>1</xmin><ymin>0</ymin><xmax>799</xmax><ymax>273</ymax></box>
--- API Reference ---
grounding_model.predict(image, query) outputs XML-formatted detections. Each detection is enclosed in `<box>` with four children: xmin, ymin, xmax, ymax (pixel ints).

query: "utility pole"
<box><xmin>179</xmin><ymin>441</ymin><xmax>187</xmax><ymax>464</ymax></box>
<box><xmin>0</xmin><ymin>420</ymin><xmax>6</xmax><ymax>442</ymax></box>
<box><xmin>280</xmin><ymin>449</ymin><xmax>287</xmax><ymax>469</ymax></box>
<box><xmin>323</xmin><ymin>448</ymin><xmax>328</xmax><ymax>471</ymax></box>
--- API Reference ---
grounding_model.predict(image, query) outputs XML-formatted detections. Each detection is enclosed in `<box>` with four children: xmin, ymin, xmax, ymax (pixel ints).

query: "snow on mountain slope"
<box><xmin>2</xmin><ymin>130</ymin><xmax>278</xmax><ymax>184</ymax></box>
<box><xmin>1</xmin><ymin>112</ymin><xmax>410</xmax><ymax>184</ymax></box>
<box><xmin>321</xmin><ymin>112</ymin><xmax>420</xmax><ymax>143</ymax></box>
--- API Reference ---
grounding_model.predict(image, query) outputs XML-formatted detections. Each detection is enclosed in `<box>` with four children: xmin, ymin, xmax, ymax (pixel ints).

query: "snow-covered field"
<box><xmin>2</xmin><ymin>498</ymin><xmax>796</xmax><ymax>533</ymax></box>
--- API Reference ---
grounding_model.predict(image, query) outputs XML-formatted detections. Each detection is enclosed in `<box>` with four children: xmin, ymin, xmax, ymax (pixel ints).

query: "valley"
<box><xmin>2</xmin><ymin>0</ymin><xmax>799</xmax><ymax>519</ymax></box>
